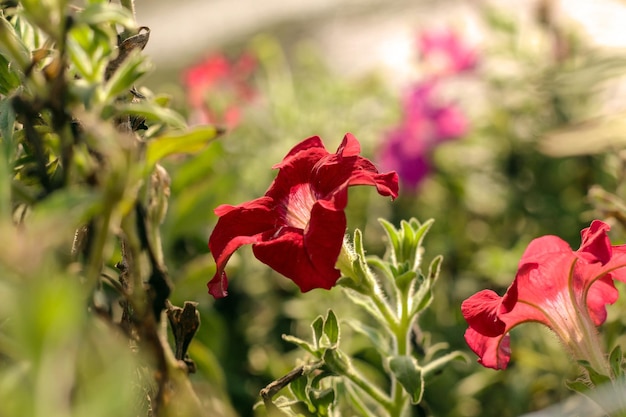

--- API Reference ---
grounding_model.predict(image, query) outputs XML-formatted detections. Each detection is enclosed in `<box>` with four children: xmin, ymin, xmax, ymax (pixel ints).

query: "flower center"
<box><xmin>283</xmin><ymin>183</ymin><xmax>317</xmax><ymax>229</ymax></box>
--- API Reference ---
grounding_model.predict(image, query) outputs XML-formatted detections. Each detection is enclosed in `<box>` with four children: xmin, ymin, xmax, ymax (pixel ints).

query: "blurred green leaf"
<box><xmin>116</xmin><ymin>102</ymin><xmax>187</xmax><ymax>129</ymax></box>
<box><xmin>74</xmin><ymin>2</ymin><xmax>137</xmax><ymax>29</ymax></box>
<box><xmin>0</xmin><ymin>15</ymin><xmax>30</xmax><ymax>70</ymax></box>
<box><xmin>145</xmin><ymin>125</ymin><xmax>221</xmax><ymax>167</ymax></box>
<box><xmin>388</xmin><ymin>355</ymin><xmax>424</xmax><ymax>404</ymax></box>
<box><xmin>609</xmin><ymin>345</ymin><xmax>623</xmax><ymax>379</ymax></box>
<box><xmin>102</xmin><ymin>50</ymin><xmax>150</xmax><ymax>101</ymax></box>
<box><xmin>0</xmin><ymin>54</ymin><xmax>21</xmax><ymax>95</ymax></box>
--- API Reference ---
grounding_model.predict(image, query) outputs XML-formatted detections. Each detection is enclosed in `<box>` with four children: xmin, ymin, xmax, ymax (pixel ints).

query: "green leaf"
<box><xmin>577</xmin><ymin>360</ymin><xmax>611</xmax><ymax>388</ymax></box>
<box><xmin>0</xmin><ymin>15</ymin><xmax>31</xmax><ymax>70</ymax></box>
<box><xmin>388</xmin><ymin>355</ymin><xmax>424</xmax><ymax>404</ymax></box>
<box><xmin>322</xmin><ymin>310</ymin><xmax>339</xmax><ymax>348</ymax></box>
<box><xmin>378</xmin><ymin>218</ymin><xmax>400</xmax><ymax>266</ymax></box>
<box><xmin>421</xmin><ymin>351</ymin><xmax>468</xmax><ymax>378</ymax></box>
<box><xmin>411</xmin><ymin>255</ymin><xmax>443</xmax><ymax>315</ymax></box>
<box><xmin>311</xmin><ymin>316</ymin><xmax>324</xmax><ymax>350</ymax></box>
<box><xmin>0</xmin><ymin>54</ymin><xmax>21</xmax><ymax>95</ymax></box>
<box><xmin>566</xmin><ymin>378</ymin><xmax>590</xmax><ymax>394</ymax></box>
<box><xmin>344</xmin><ymin>319</ymin><xmax>390</xmax><ymax>354</ymax></box>
<box><xmin>289</xmin><ymin>375</ymin><xmax>308</xmax><ymax>403</ymax></box>
<box><xmin>116</xmin><ymin>102</ymin><xmax>187</xmax><ymax>129</ymax></box>
<box><xmin>0</xmin><ymin>97</ymin><xmax>15</xmax><ymax>219</ymax></box>
<box><xmin>610</xmin><ymin>345</ymin><xmax>624</xmax><ymax>379</ymax></box>
<box><xmin>309</xmin><ymin>388</ymin><xmax>335</xmax><ymax>415</ymax></box>
<box><xmin>75</xmin><ymin>2</ymin><xmax>137</xmax><ymax>29</ymax></box>
<box><xmin>394</xmin><ymin>270</ymin><xmax>417</xmax><ymax>293</ymax></box>
<box><xmin>103</xmin><ymin>50</ymin><xmax>151</xmax><ymax>100</ymax></box>
<box><xmin>282</xmin><ymin>334</ymin><xmax>317</xmax><ymax>357</ymax></box>
<box><xmin>145</xmin><ymin>125</ymin><xmax>222</xmax><ymax>167</ymax></box>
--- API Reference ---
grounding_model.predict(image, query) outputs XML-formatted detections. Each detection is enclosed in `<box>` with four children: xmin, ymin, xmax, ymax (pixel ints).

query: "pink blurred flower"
<box><xmin>462</xmin><ymin>220</ymin><xmax>626</xmax><ymax>371</ymax></box>
<box><xmin>182</xmin><ymin>52</ymin><xmax>256</xmax><ymax>129</ymax></box>
<box><xmin>378</xmin><ymin>81</ymin><xmax>468</xmax><ymax>189</ymax></box>
<box><xmin>418</xmin><ymin>28</ymin><xmax>477</xmax><ymax>76</ymax></box>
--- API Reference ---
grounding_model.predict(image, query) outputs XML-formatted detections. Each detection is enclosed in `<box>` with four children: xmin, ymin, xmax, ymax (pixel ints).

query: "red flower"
<box><xmin>462</xmin><ymin>220</ymin><xmax>626</xmax><ymax>370</ymax></box>
<box><xmin>182</xmin><ymin>52</ymin><xmax>256</xmax><ymax>128</ymax></box>
<box><xmin>207</xmin><ymin>133</ymin><xmax>399</xmax><ymax>298</ymax></box>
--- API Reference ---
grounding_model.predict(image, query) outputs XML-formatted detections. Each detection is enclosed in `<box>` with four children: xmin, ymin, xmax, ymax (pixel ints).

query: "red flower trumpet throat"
<box><xmin>208</xmin><ymin>133</ymin><xmax>399</xmax><ymax>298</ymax></box>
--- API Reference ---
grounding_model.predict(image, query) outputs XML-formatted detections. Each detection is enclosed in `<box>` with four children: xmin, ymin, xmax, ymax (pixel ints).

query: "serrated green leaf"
<box><xmin>323</xmin><ymin>310</ymin><xmax>339</xmax><ymax>347</ymax></box>
<box><xmin>388</xmin><ymin>355</ymin><xmax>423</xmax><ymax>404</ymax></box>
<box><xmin>145</xmin><ymin>125</ymin><xmax>221</xmax><ymax>167</ymax></box>
<box><xmin>116</xmin><ymin>102</ymin><xmax>186</xmax><ymax>129</ymax></box>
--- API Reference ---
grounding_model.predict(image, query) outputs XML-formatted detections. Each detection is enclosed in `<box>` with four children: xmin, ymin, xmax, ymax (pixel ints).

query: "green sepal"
<box><xmin>388</xmin><ymin>355</ymin><xmax>424</xmax><ymax>404</ymax></box>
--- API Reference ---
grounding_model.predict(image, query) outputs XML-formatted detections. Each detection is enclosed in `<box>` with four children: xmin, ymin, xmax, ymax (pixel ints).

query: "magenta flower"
<box><xmin>182</xmin><ymin>52</ymin><xmax>256</xmax><ymax>128</ymax></box>
<box><xmin>378</xmin><ymin>81</ymin><xmax>468</xmax><ymax>189</ymax></box>
<box><xmin>462</xmin><ymin>220</ymin><xmax>626</xmax><ymax>371</ymax></box>
<box><xmin>207</xmin><ymin>133</ymin><xmax>399</xmax><ymax>298</ymax></box>
<box><xmin>418</xmin><ymin>28</ymin><xmax>477</xmax><ymax>75</ymax></box>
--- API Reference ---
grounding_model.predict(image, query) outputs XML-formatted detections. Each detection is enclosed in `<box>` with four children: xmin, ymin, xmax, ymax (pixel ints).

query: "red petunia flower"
<box><xmin>207</xmin><ymin>133</ymin><xmax>399</xmax><ymax>298</ymax></box>
<box><xmin>462</xmin><ymin>220</ymin><xmax>626</xmax><ymax>370</ymax></box>
<box><xmin>182</xmin><ymin>52</ymin><xmax>256</xmax><ymax>129</ymax></box>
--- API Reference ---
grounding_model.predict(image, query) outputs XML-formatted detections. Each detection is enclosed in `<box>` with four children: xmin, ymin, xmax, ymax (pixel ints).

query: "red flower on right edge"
<box><xmin>462</xmin><ymin>220</ymin><xmax>626</xmax><ymax>370</ymax></box>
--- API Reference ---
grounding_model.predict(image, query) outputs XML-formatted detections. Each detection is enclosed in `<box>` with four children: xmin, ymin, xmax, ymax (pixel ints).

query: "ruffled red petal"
<box><xmin>208</xmin><ymin>197</ymin><xmax>278</xmax><ymax>298</ymax></box>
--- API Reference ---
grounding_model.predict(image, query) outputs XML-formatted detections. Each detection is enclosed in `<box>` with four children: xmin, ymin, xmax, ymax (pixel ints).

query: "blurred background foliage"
<box><xmin>4</xmin><ymin>0</ymin><xmax>626</xmax><ymax>416</ymax></box>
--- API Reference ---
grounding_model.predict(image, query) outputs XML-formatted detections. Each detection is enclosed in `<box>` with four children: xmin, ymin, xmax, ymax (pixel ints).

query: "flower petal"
<box><xmin>578</xmin><ymin>220</ymin><xmax>612</xmax><ymax>264</ymax></box>
<box><xmin>461</xmin><ymin>289</ymin><xmax>506</xmax><ymax>337</ymax></box>
<box><xmin>208</xmin><ymin>197</ymin><xmax>278</xmax><ymax>298</ymax></box>
<box><xmin>464</xmin><ymin>327</ymin><xmax>511</xmax><ymax>370</ymax></box>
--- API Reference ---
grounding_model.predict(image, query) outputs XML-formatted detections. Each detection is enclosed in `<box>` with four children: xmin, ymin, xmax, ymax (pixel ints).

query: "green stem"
<box><xmin>390</xmin><ymin>287</ymin><xmax>412</xmax><ymax>416</ymax></box>
<box><xmin>341</xmin><ymin>363</ymin><xmax>394</xmax><ymax>412</ymax></box>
